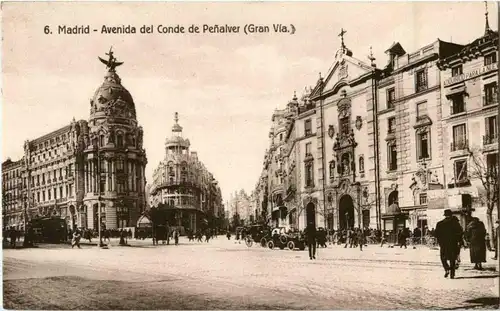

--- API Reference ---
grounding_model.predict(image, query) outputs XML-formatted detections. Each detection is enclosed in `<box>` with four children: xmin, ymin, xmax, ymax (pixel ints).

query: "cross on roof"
<box><xmin>338</xmin><ymin>28</ymin><xmax>347</xmax><ymax>48</ymax></box>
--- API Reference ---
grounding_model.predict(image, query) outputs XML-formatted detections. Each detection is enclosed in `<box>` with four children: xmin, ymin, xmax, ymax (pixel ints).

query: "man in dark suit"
<box><xmin>305</xmin><ymin>222</ymin><xmax>317</xmax><ymax>260</ymax></box>
<box><xmin>434</xmin><ymin>209</ymin><xmax>464</xmax><ymax>279</ymax></box>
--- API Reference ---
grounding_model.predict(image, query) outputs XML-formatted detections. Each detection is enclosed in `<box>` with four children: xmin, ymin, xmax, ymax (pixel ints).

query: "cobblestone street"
<box><xmin>3</xmin><ymin>237</ymin><xmax>499</xmax><ymax>309</ymax></box>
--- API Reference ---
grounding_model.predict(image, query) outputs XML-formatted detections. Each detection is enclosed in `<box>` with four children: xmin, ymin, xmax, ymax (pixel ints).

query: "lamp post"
<box><xmin>345</xmin><ymin>212</ymin><xmax>348</xmax><ymax>230</ymax></box>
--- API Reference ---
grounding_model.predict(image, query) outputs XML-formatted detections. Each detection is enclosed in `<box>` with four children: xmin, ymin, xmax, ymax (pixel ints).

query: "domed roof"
<box><xmin>89</xmin><ymin>52</ymin><xmax>136</xmax><ymax>121</ymax></box>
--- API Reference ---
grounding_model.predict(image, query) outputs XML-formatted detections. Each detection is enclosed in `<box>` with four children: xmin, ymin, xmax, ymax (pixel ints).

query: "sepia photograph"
<box><xmin>2</xmin><ymin>1</ymin><xmax>500</xmax><ymax>309</ymax></box>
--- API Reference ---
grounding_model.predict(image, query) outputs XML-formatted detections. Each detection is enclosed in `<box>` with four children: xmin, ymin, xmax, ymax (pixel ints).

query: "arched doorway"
<box><xmin>339</xmin><ymin>195</ymin><xmax>355</xmax><ymax>230</ymax></box>
<box><xmin>306</xmin><ymin>202</ymin><xmax>316</xmax><ymax>227</ymax></box>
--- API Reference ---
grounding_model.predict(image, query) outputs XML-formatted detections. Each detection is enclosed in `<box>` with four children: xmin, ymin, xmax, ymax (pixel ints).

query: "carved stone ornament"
<box><xmin>338</xmin><ymin>60</ymin><xmax>348</xmax><ymax>80</ymax></box>
<box><xmin>328</xmin><ymin>125</ymin><xmax>335</xmax><ymax>138</ymax></box>
<box><xmin>355</xmin><ymin>116</ymin><xmax>363</xmax><ymax>130</ymax></box>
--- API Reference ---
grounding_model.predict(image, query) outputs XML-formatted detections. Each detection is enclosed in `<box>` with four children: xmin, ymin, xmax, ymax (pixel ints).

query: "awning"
<box><xmin>446</xmin><ymin>85</ymin><xmax>466</xmax><ymax>98</ymax></box>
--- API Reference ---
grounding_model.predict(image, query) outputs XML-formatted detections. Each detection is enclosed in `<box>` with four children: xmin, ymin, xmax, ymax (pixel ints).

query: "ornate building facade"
<box><xmin>2</xmin><ymin>50</ymin><xmax>148</xmax><ymax>230</ymax></box>
<box><xmin>434</xmin><ymin>22</ymin><xmax>498</xmax><ymax>230</ymax></box>
<box><xmin>253</xmin><ymin>16</ymin><xmax>498</xmax><ymax>233</ymax></box>
<box><xmin>149</xmin><ymin>113</ymin><xmax>223</xmax><ymax>232</ymax></box>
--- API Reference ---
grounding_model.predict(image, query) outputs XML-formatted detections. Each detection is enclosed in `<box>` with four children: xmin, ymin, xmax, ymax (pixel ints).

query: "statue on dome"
<box><xmin>98</xmin><ymin>47</ymin><xmax>123</xmax><ymax>72</ymax></box>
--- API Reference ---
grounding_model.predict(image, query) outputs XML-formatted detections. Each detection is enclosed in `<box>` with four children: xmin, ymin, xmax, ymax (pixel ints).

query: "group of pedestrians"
<box><xmin>435</xmin><ymin>209</ymin><xmax>492</xmax><ymax>279</ymax></box>
<box><xmin>187</xmin><ymin>229</ymin><xmax>214</xmax><ymax>243</ymax></box>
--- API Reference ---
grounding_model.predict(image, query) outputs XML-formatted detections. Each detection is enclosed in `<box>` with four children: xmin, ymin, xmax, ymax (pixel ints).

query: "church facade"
<box><xmin>2</xmin><ymin>51</ymin><xmax>148</xmax><ymax>230</ymax></box>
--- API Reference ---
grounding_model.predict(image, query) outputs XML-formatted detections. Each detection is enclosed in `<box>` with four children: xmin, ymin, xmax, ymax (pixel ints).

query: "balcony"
<box><xmin>484</xmin><ymin>134</ymin><xmax>498</xmax><ymax>145</ymax></box>
<box><xmin>416</xmin><ymin>83</ymin><xmax>428</xmax><ymax>93</ymax></box>
<box><xmin>483</xmin><ymin>93</ymin><xmax>498</xmax><ymax>106</ymax></box>
<box><xmin>450</xmin><ymin>139</ymin><xmax>469</xmax><ymax>152</ymax></box>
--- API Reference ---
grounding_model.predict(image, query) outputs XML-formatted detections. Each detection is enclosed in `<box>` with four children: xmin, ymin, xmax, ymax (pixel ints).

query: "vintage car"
<box><xmin>264</xmin><ymin>227</ymin><xmax>306</xmax><ymax>250</ymax></box>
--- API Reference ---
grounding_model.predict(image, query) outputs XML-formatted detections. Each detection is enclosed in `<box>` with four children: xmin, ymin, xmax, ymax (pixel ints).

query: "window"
<box><xmin>305</xmin><ymin>161</ymin><xmax>314</xmax><ymax>187</ymax></box>
<box><xmin>415</xmin><ymin>69</ymin><xmax>428</xmax><ymax>92</ymax></box>
<box><xmin>100</xmin><ymin>179</ymin><xmax>106</xmax><ymax>193</ymax></box>
<box><xmin>59</xmin><ymin>187</ymin><xmax>63</xmax><ymax>198</ymax></box>
<box><xmin>117</xmin><ymin>179</ymin><xmax>125</xmax><ymax>193</ymax></box>
<box><xmin>359</xmin><ymin>156</ymin><xmax>365</xmax><ymax>173</ymax></box>
<box><xmin>484</xmin><ymin>82</ymin><xmax>498</xmax><ymax>106</ymax></box>
<box><xmin>48</xmin><ymin>190</ymin><xmax>51</xmax><ymax>200</ymax></box>
<box><xmin>99</xmin><ymin>135</ymin><xmax>105</xmax><ymax>147</ymax></box>
<box><xmin>279</xmin><ymin>133</ymin><xmax>283</xmax><ymax>141</ymax></box>
<box><xmin>454</xmin><ymin>159</ymin><xmax>468</xmax><ymax>182</ymax></box>
<box><xmin>53</xmin><ymin>188</ymin><xmax>57</xmax><ymax>199</ymax></box>
<box><xmin>387</xmin><ymin>88</ymin><xmax>395</xmax><ymax>109</ymax></box>
<box><xmin>68</xmin><ymin>164</ymin><xmax>73</xmax><ymax>177</ymax></box>
<box><xmin>117</xmin><ymin>158</ymin><xmax>124</xmax><ymax>172</ymax></box>
<box><xmin>305</xmin><ymin>143</ymin><xmax>312</xmax><ymax>157</ymax></box>
<box><xmin>68</xmin><ymin>184</ymin><xmax>73</xmax><ymax>197</ymax></box>
<box><xmin>485</xmin><ymin>116</ymin><xmax>498</xmax><ymax>145</ymax></box>
<box><xmin>417</xmin><ymin>131</ymin><xmax>430</xmax><ymax>160</ymax></box>
<box><xmin>451</xmin><ymin>94</ymin><xmax>465</xmax><ymax>114</ymax></box>
<box><xmin>485</xmin><ymin>53</ymin><xmax>497</xmax><ymax>66</ymax></box>
<box><xmin>117</xmin><ymin>134</ymin><xmax>123</xmax><ymax>147</ymax></box>
<box><xmin>388</xmin><ymin>143</ymin><xmax>397</xmax><ymax>171</ymax></box>
<box><xmin>37</xmin><ymin>192</ymin><xmax>40</xmax><ymax>202</ymax></box>
<box><xmin>388</xmin><ymin>117</ymin><xmax>396</xmax><ymax>134</ymax></box>
<box><xmin>340</xmin><ymin>117</ymin><xmax>350</xmax><ymax>135</ymax></box>
<box><xmin>419</xmin><ymin>193</ymin><xmax>428</xmax><ymax>205</ymax></box>
<box><xmin>451</xmin><ymin>124</ymin><xmax>467</xmax><ymax>151</ymax></box>
<box><xmin>304</xmin><ymin>119</ymin><xmax>312</xmax><ymax>136</ymax></box>
<box><xmin>487</xmin><ymin>153</ymin><xmax>498</xmax><ymax>174</ymax></box>
<box><xmin>452</xmin><ymin>65</ymin><xmax>463</xmax><ymax>77</ymax></box>
<box><xmin>416</xmin><ymin>101</ymin><xmax>428</xmax><ymax>120</ymax></box>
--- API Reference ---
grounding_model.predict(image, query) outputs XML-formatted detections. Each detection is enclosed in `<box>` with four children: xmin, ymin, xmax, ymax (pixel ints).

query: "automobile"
<box><xmin>285</xmin><ymin>229</ymin><xmax>306</xmax><ymax>250</ymax></box>
<box><xmin>264</xmin><ymin>227</ymin><xmax>305</xmax><ymax>251</ymax></box>
<box><xmin>245</xmin><ymin>224</ymin><xmax>269</xmax><ymax>245</ymax></box>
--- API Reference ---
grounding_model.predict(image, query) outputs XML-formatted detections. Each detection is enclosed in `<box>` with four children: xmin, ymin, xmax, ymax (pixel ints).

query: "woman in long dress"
<box><xmin>466</xmin><ymin>217</ymin><xmax>487</xmax><ymax>270</ymax></box>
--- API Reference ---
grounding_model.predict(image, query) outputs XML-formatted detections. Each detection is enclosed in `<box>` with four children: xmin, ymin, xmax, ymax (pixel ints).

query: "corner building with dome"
<box><xmin>148</xmin><ymin>113</ymin><xmax>224</xmax><ymax>233</ymax></box>
<box><xmin>2</xmin><ymin>52</ymin><xmax>148</xmax><ymax>231</ymax></box>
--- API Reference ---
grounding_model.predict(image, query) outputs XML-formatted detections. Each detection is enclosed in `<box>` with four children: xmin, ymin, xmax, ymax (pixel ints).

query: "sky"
<box><xmin>2</xmin><ymin>1</ymin><xmax>497</xmax><ymax>205</ymax></box>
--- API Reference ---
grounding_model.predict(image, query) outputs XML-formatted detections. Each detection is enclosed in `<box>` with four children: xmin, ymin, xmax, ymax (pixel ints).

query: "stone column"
<box><xmin>84</xmin><ymin>162</ymin><xmax>88</xmax><ymax>193</ymax></box>
<box><xmin>110</xmin><ymin>160</ymin><xmax>115</xmax><ymax>192</ymax></box>
<box><xmin>87</xmin><ymin>205</ymin><xmax>94</xmax><ymax>230</ymax></box>
<box><xmin>131</xmin><ymin>162</ymin><xmax>135</xmax><ymax>192</ymax></box>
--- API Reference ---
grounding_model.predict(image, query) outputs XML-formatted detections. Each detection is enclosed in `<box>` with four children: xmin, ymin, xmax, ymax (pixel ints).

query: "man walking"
<box><xmin>305</xmin><ymin>222</ymin><xmax>317</xmax><ymax>260</ymax></box>
<box><xmin>435</xmin><ymin>209</ymin><xmax>463</xmax><ymax>279</ymax></box>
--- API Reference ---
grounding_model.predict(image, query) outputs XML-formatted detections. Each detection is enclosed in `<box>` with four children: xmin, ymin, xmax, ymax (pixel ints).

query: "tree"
<box><xmin>468</xmin><ymin>149</ymin><xmax>499</xmax><ymax>248</ymax></box>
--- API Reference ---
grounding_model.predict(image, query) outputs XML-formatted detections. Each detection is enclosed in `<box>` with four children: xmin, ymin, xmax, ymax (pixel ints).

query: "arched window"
<box><xmin>388</xmin><ymin>190</ymin><xmax>398</xmax><ymax>206</ymax></box>
<box><xmin>116</xmin><ymin>133</ymin><xmax>123</xmax><ymax>148</ymax></box>
<box><xmin>359</xmin><ymin>156</ymin><xmax>365</xmax><ymax>173</ymax></box>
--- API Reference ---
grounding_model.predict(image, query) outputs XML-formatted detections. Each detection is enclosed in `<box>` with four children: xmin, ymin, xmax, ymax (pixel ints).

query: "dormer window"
<box><xmin>485</xmin><ymin>53</ymin><xmax>497</xmax><ymax>66</ymax></box>
<box><xmin>451</xmin><ymin>65</ymin><xmax>463</xmax><ymax>77</ymax></box>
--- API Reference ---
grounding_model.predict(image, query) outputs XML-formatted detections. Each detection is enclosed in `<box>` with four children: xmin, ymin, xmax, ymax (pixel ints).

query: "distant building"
<box><xmin>148</xmin><ymin>113</ymin><xmax>223</xmax><ymax>232</ymax></box>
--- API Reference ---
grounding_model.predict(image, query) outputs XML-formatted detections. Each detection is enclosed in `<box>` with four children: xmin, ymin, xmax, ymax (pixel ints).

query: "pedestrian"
<box><xmin>71</xmin><ymin>229</ymin><xmax>82</xmax><ymax>249</ymax></box>
<box><xmin>305</xmin><ymin>222</ymin><xmax>317</xmax><ymax>260</ymax></box>
<box><xmin>434</xmin><ymin>209</ymin><xmax>463</xmax><ymax>279</ymax></box>
<box><xmin>493</xmin><ymin>220</ymin><xmax>500</xmax><ymax>260</ymax></box>
<box><xmin>226</xmin><ymin>231</ymin><xmax>231</xmax><ymax>240</ymax></box>
<box><xmin>398</xmin><ymin>229</ymin><xmax>408</xmax><ymax>249</ymax></box>
<box><xmin>9</xmin><ymin>227</ymin><xmax>17</xmax><ymax>248</ymax></box>
<box><xmin>466</xmin><ymin>217</ymin><xmax>487</xmax><ymax>270</ymax></box>
<box><xmin>174</xmin><ymin>229</ymin><xmax>179</xmax><ymax>246</ymax></box>
<box><xmin>357</xmin><ymin>228</ymin><xmax>365</xmax><ymax>251</ymax></box>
